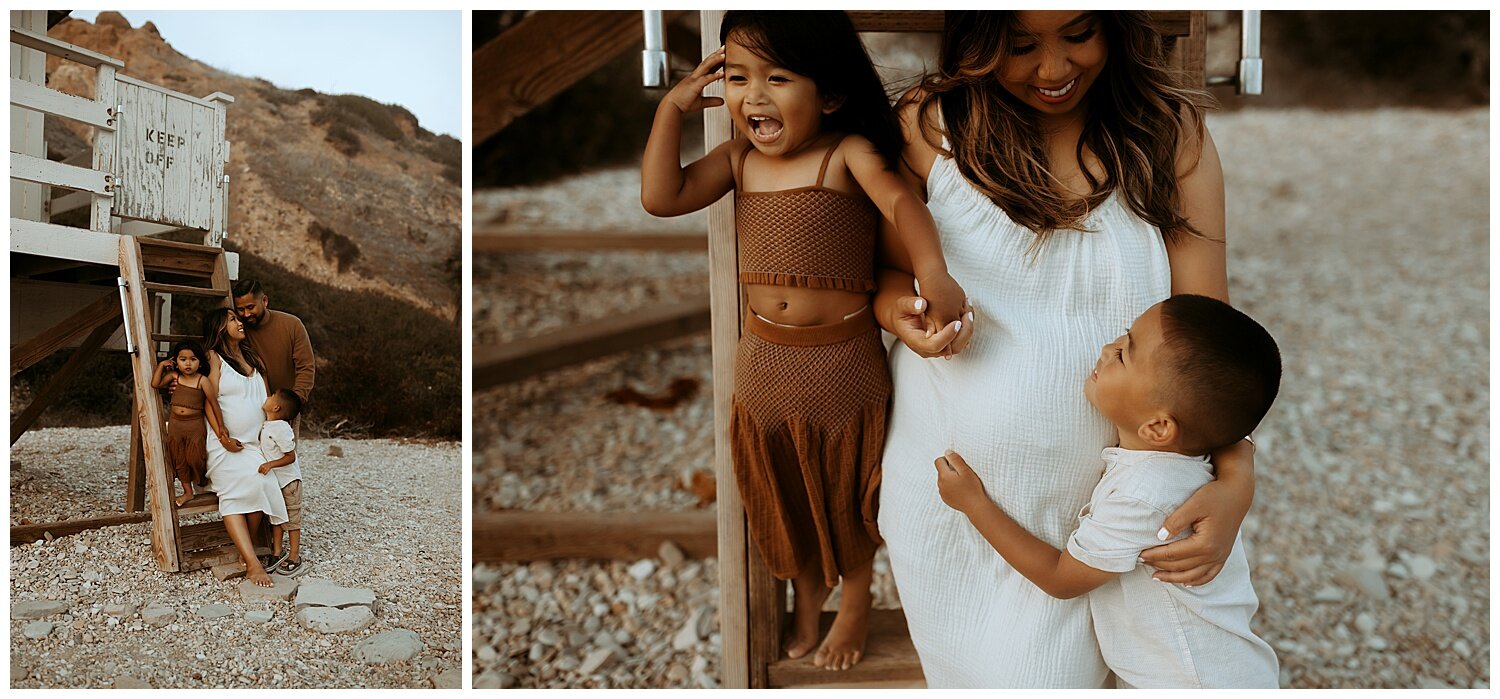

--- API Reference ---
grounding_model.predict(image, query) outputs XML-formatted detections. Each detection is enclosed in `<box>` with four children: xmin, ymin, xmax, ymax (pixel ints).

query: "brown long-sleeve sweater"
<box><xmin>245</xmin><ymin>309</ymin><xmax>315</xmax><ymax>404</ymax></box>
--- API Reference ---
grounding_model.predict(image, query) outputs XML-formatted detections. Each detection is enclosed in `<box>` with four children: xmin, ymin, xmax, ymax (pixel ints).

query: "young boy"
<box><xmin>936</xmin><ymin>294</ymin><xmax>1281</xmax><ymax>688</ymax></box>
<box><xmin>258</xmin><ymin>389</ymin><xmax>306</xmax><ymax>575</ymax></box>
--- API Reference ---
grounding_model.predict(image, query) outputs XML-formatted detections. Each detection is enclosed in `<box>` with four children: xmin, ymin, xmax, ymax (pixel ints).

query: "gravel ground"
<box><xmin>474</xmin><ymin>108</ymin><xmax>1489</xmax><ymax>688</ymax></box>
<box><xmin>10</xmin><ymin>426</ymin><xmax>463</xmax><ymax>689</ymax></box>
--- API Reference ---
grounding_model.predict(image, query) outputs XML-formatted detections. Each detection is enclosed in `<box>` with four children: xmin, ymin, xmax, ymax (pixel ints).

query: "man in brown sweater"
<box><xmin>232</xmin><ymin>279</ymin><xmax>315</xmax><ymax>405</ymax></box>
<box><xmin>234</xmin><ymin>278</ymin><xmax>315</xmax><ymax>575</ymax></box>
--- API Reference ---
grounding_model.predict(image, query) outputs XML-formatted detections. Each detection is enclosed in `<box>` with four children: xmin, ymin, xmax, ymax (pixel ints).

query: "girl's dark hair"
<box><xmin>912</xmin><ymin>11</ymin><xmax>1217</xmax><ymax>245</ymax></box>
<box><xmin>200</xmin><ymin>308</ymin><xmax>265</xmax><ymax>378</ymax></box>
<box><xmin>170</xmin><ymin>340</ymin><xmax>211</xmax><ymax>377</ymax></box>
<box><xmin>720</xmin><ymin>11</ymin><xmax>903</xmax><ymax>170</ymax></box>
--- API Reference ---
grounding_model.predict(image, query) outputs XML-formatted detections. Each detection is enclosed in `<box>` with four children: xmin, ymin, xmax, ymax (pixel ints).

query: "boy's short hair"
<box><xmin>232</xmin><ymin>279</ymin><xmax>264</xmax><ymax>298</ymax></box>
<box><xmin>1155</xmin><ymin>295</ymin><xmax>1281</xmax><ymax>454</ymax></box>
<box><xmin>273</xmin><ymin>389</ymin><xmax>302</xmax><ymax>421</ymax></box>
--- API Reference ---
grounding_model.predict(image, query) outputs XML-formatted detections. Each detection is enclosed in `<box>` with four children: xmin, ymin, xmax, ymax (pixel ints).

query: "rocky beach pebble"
<box><xmin>10</xmin><ymin>430</ymin><xmax>462</xmax><ymax>688</ymax></box>
<box><xmin>474</xmin><ymin>109</ymin><xmax>1489</xmax><ymax>689</ymax></box>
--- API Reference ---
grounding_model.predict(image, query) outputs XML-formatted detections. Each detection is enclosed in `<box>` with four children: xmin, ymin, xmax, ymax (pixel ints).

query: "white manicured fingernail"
<box><xmin>953</xmin><ymin>321</ymin><xmax>962</xmax><ymax>333</ymax></box>
<box><xmin>1184</xmin><ymin>584</ymin><xmax>1194</xmax><ymax>589</ymax></box>
<box><xmin>1157</xmin><ymin>527</ymin><xmax>1170</xmax><ymax>541</ymax></box>
<box><xmin>914</xmin><ymin>299</ymin><xmax>926</xmax><ymax>312</ymax></box>
<box><xmin>967</xmin><ymin>311</ymin><xmax>974</xmax><ymax>323</ymax></box>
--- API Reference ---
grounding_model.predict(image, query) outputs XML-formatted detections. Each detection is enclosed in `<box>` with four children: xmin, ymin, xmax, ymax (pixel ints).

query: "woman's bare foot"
<box><xmin>246</xmin><ymin>563</ymin><xmax>273</xmax><ymax>587</ymax></box>
<box><xmin>786</xmin><ymin>566</ymin><xmax>831</xmax><ymax>660</ymax></box>
<box><xmin>814</xmin><ymin>559</ymin><xmax>874</xmax><ymax>671</ymax></box>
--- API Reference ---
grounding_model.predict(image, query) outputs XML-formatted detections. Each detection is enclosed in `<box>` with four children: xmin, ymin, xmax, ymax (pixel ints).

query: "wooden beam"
<box><xmin>474</xmin><ymin>227</ymin><xmax>707</xmax><ymax>253</ymax></box>
<box><xmin>473</xmin><ymin>11</ymin><xmax>688</xmax><ymax>143</ymax></box>
<box><xmin>10</xmin><ymin>290</ymin><xmax>120</xmax><ymax>376</ymax></box>
<box><xmin>10</xmin><ymin>78</ymin><xmax>115</xmax><ymax>129</ymax></box>
<box><xmin>126</xmin><ymin>394</ymin><xmax>147</xmax><ymax>513</ymax></box>
<box><xmin>10</xmin><ymin>219</ymin><xmax>121</xmax><ymax>266</ymax></box>
<box><xmin>10</xmin><ymin>152</ymin><xmax>112</xmax><ymax>195</ymax></box>
<box><xmin>11</xmin><ymin>512</ymin><xmax>152</xmax><ymax>546</ymax></box>
<box><xmin>9</xmin><ymin>27</ymin><xmax>124</xmax><ymax>68</ymax></box>
<box><xmin>473</xmin><ymin>510</ymin><xmax>716</xmax><ymax>562</ymax></box>
<box><xmin>768</xmin><ymin>609</ymin><xmax>923</xmax><ymax>687</ymax></box>
<box><xmin>120</xmin><ymin>237</ymin><xmax>181</xmax><ymax>572</ymax></box>
<box><xmin>474</xmin><ymin>299</ymin><xmax>711</xmax><ymax>388</ymax></box>
<box><xmin>10</xmin><ymin>316</ymin><xmax>122</xmax><ymax>444</ymax></box>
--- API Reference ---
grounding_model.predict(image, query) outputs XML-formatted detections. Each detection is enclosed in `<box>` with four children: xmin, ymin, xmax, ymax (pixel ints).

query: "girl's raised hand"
<box><xmin>663</xmin><ymin>46</ymin><xmax>726</xmax><ymax>114</ymax></box>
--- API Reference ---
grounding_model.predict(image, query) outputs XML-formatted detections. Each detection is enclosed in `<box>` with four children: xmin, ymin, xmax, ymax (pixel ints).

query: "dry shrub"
<box><xmin>311</xmin><ymin>94</ymin><xmax>407</xmax><ymax>143</ymax></box>
<box><xmin>324</xmin><ymin>121</ymin><xmax>362</xmax><ymax>157</ymax></box>
<box><xmin>308</xmin><ymin>220</ymin><xmax>361</xmax><ymax>273</ymax></box>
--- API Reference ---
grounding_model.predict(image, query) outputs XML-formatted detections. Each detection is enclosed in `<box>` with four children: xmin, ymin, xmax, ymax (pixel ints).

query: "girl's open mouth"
<box><xmin>1033</xmin><ymin>78</ymin><xmax>1078</xmax><ymax>105</ymax></box>
<box><xmin>747</xmin><ymin>115</ymin><xmax>784</xmax><ymax>143</ymax></box>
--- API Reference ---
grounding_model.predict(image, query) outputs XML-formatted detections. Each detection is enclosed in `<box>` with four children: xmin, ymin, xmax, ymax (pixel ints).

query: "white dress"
<box><xmin>204</xmin><ymin>353</ymin><xmax>288</xmax><ymax>524</ymax></box>
<box><xmin>877</xmin><ymin>150</ymin><xmax>1172</xmax><ymax>687</ymax></box>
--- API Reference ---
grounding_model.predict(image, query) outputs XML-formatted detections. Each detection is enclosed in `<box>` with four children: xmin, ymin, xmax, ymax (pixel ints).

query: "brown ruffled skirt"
<box><xmin>731</xmin><ymin>308</ymin><xmax>891</xmax><ymax>589</ymax></box>
<box><xmin>166</xmin><ymin>411</ymin><xmax>208</xmax><ymax>487</ymax></box>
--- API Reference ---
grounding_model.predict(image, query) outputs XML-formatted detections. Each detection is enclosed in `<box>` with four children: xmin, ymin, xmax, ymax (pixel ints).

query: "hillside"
<box><xmin>45</xmin><ymin>12</ymin><xmax>461</xmax><ymax>318</ymax></box>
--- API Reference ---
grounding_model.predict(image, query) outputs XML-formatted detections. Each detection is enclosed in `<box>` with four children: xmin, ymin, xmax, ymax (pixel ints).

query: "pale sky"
<box><xmin>67</xmin><ymin>10</ymin><xmax>461</xmax><ymax>138</ymax></box>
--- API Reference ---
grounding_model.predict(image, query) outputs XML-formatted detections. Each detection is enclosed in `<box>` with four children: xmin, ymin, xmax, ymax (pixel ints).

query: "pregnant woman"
<box><xmin>200</xmin><ymin>307</ymin><xmax>288</xmax><ymax>588</ymax></box>
<box><xmin>874</xmin><ymin>11</ymin><xmax>1257</xmax><ymax>686</ymax></box>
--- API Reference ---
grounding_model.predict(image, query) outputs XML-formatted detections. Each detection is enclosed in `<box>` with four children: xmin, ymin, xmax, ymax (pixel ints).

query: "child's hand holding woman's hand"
<box><xmin>914</xmin><ymin>273</ymin><xmax>972</xmax><ymax>358</ymax></box>
<box><xmin>258</xmin><ymin>462</ymin><xmax>273</xmax><ymax>475</ymax></box>
<box><xmin>219</xmin><ymin>434</ymin><xmax>243</xmax><ymax>453</ymax></box>
<box><xmin>935</xmin><ymin>450</ymin><xmax>990</xmax><ymax>515</ymax></box>
<box><xmin>662</xmin><ymin>46</ymin><xmax>727</xmax><ymax>115</ymax></box>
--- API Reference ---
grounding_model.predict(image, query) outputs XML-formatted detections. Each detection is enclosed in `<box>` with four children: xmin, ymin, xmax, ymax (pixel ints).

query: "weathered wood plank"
<box><xmin>9</xmin><ymin>27</ymin><xmax>124</xmax><ymax>68</ymax></box>
<box><xmin>10</xmin><ymin>316</ymin><xmax>121</xmax><ymax>444</ymax></box>
<box><xmin>474</xmin><ymin>299</ymin><xmax>711</xmax><ymax>388</ymax></box>
<box><xmin>9</xmin><ymin>290</ymin><xmax>119</xmax><ymax>376</ymax></box>
<box><xmin>10</xmin><ymin>220</ymin><xmax>121</xmax><ymax>265</ymax></box>
<box><xmin>768</xmin><ymin>609</ymin><xmax>923</xmax><ymax>687</ymax></box>
<box><xmin>142</xmin><ymin>281</ymin><xmax>228</xmax><ymax>297</ymax></box>
<box><xmin>9</xmin><ymin>78</ymin><xmax>114</xmax><ymax>129</ymax></box>
<box><xmin>473</xmin><ymin>511</ymin><xmax>717</xmax><ymax>562</ymax></box>
<box><xmin>91</xmin><ymin>63</ymin><xmax>119</xmax><ymax>232</ymax></box>
<box><xmin>120</xmin><ymin>237</ymin><xmax>181</xmax><ymax>572</ymax></box>
<box><xmin>473</xmin><ymin>10</ymin><xmax>652</xmax><ymax>143</ymax></box>
<box><xmin>175</xmin><ymin>492</ymin><xmax>220</xmax><ymax>518</ymax></box>
<box><xmin>126</xmin><ymin>395</ymin><xmax>147</xmax><ymax>513</ymax></box>
<box><xmin>10</xmin><ymin>152</ymin><xmax>111</xmax><ymax>195</ymax></box>
<box><xmin>474</xmin><ymin>228</ymin><xmax>708</xmax><ymax>253</ymax></box>
<box><xmin>11</xmin><ymin>512</ymin><xmax>152</xmax><ymax>546</ymax></box>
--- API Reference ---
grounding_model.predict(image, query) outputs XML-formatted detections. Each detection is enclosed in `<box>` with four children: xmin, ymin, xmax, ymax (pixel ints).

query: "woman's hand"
<box><xmin>662</xmin><ymin>46</ymin><xmax>725</xmax><ymax>115</ymax></box>
<box><xmin>219</xmin><ymin>434</ymin><xmax>244</xmax><ymax>453</ymax></box>
<box><xmin>1139</xmin><ymin>439</ymin><xmax>1255</xmax><ymax>584</ymax></box>
<box><xmin>889</xmin><ymin>295</ymin><xmax>974</xmax><ymax>359</ymax></box>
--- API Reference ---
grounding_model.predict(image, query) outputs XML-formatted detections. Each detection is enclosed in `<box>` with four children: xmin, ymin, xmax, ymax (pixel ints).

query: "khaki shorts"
<box><xmin>281</xmin><ymin>479</ymin><xmax>303</xmax><ymax>531</ymax></box>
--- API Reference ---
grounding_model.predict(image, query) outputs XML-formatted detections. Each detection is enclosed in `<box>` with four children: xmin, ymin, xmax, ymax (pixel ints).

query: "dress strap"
<box><xmin>736</xmin><ymin>143</ymin><xmax>755</xmax><ymax>184</ymax></box>
<box><xmin>814</xmin><ymin>136</ymin><xmax>846</xmax><ymax>187</ymax></box>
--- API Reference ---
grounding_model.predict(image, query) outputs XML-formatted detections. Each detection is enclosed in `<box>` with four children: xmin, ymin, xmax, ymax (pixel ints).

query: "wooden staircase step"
<box><xmin>137</xmin><ymin>238</ymin><xmax>223</xmax><ymax>278</ymax></box>
<box><xmin>135</xmin><ymin>237</ymin><xmax>224</xmax><ymax>255</ymax></box>
<box><xmin>142</xmin><ymin>281</ymin><xmax>228</xmax><ymax>298</ymax></box>
<box><xmin>151</xmin><ymin>333</ymin><xmax>200</xmax><ymax>344</ymax></box>
<box><xmin>178</xmin><ymin>520</ymin><xmax>233</xmax><ymax>551</ymax></box>
<box><xmin>174</xmin><ymin>491</ymin><xmax>220</xmax><ymax>518</ymax></box>
<box><xmin>767</xmin><ymin>609</ymin><xmax>924</xmax><ymax>688</ymax></box>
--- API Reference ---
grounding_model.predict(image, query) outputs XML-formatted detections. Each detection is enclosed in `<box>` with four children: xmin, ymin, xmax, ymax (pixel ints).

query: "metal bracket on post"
<box><xmin>1208</xmin><ymin>10</ymin><xmax>1264</xmax><ymax>95</ymax></box>
<box><xmin>116</xmin><ymin>277</ymin><xmax>136</xmax><ymax>355</ymax></box>
<box><xmin>642</xmin><ymin>10</ymin><xmax>670</xmax><ymax>87</ymax></box>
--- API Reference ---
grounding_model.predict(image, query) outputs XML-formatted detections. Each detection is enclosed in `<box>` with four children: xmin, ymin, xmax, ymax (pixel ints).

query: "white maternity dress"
<box><xmin>877</xmin><ymin>149</ymin><xmax>1172</xmax><ymax>687</ymax></box>
<box><xmin>204</xmin><ymin>353</ymin><xmax>288</xmax><ymax>524</ymax></box>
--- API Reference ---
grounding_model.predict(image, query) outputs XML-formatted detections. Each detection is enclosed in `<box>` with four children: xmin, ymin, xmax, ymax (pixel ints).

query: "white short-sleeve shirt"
<box><xmin>1065</xmin><ymin>447</ymin><xmax>1279</xmax><ymax>688</ymax></box>
<box><xmin>258</xmin><ymin>419</ymin><xmax>301</xmax><ymax>489</ymax></box>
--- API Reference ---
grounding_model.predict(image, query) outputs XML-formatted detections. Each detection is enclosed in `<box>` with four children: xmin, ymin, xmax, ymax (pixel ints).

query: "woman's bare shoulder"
<box><xmin>894</xmin><ymin>86</ymin><xmax>945</xmax><ymax>180</ymax></box>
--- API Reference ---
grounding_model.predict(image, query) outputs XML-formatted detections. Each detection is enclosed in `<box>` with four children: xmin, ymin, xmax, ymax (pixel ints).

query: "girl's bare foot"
<box><xmin>814</xmin><ymin>559</ymin><xmax>873</xmax><ymax>671</ymax></box>
<box><xmin>174</xmin><ymin>493</ymin><xmax>192</xmax><ymax>507</ymax></box>
<box><xmin>786</xmin><ymin>567</ymin><xmax>831</xmax><ymax>660</ymax></box>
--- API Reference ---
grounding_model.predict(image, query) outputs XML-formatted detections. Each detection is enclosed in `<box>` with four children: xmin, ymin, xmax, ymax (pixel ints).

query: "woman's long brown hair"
<box><xmin>201</xmin><ymin>308</ymin><xmax>266</xmax><ymax>378</ymax></box>
<box><xmin>912</xmin><ymin>11</ymin><xmax>1216</xmax><ymax>247</ymax></box>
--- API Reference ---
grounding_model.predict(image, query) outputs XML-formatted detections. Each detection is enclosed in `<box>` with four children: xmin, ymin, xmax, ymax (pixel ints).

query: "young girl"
<box><xmin>151</xmin><ymin>341</ymin><xmax>213</xmax><ymax>507</ymax></box>
<box><xmin>642</xmin><ymin>11</ymin><xmax>968</xmax><ymax>671</ymax></box>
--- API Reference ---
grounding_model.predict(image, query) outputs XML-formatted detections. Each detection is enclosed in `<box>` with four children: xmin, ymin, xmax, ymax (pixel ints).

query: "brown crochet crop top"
<box><xmin>735</xmin><ymin>138</ymin><xmax>879</xmax><ymax>293</ymax></box>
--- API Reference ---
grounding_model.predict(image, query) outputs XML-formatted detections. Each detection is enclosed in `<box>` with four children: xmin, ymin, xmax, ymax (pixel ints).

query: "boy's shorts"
<box><xmin>281</xmin><ymin>479</ymin><xmax>303</xmax><ymax>532</ymax></box>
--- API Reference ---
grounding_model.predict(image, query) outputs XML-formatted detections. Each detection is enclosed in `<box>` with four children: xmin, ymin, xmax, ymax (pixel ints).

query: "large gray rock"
<box><xmin>354</xmin><ymin>629</ymin><xmax>424</xmax><ymax>664</ymax></box>
<box><xmin>211</xmin><ymin>562</ymin><xmax>247</xmax><ymax>581</ymax></box>
<box><xmin>141</xmin><ymin>604</ymin><xmax>176</xmax><ymax>627</ymax></box>
<box><xmin>245</xmin><ymin>610</ymin><xmax>274</xmax><ymax>624</ymax></box>
<box><xmin>113</xmin><ymin>676</ymin><xmax>152</xmax><ymax>689</ymax></box>
<box><xmin>239</xmin><ymin>574</ymin><xmax>298</xmax><ymax>603</ymax></box>
<box><xmin>12</xmin><ymin>600</ymin><xmax>68</xmax><ymax>620</ymax></box>
<box><xmin>102</xmin><ymin>603</ymin><xmax>137</xmax><ymax>618</ymax></box>
<box><xmin>21</xmin><ymin>621</ymin><xmax>54</xmax><ymax>640</ymax></box>
<box><xmin>294</xmin><ymin>580</ymin><xmax>376</xmax><ymax>610</ymax></box>
<box><xmin>297</xmin><ymin>605</ymin><xmax>374</xmax><ymax>634</ymax></box>
<box><xmin>429</xmin><ymin>668</ymin><xmax>462</xmax><ymax>689</ymax></box>
<box><xmin>195</xmin><ymin>603</ymin><xmax>234</xmax><ymax>619</ymax></box>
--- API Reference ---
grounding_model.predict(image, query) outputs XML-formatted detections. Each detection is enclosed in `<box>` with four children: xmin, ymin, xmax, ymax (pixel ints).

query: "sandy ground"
<box><xmin>477</xmin><ymin>107</ymin><xmax>1489</xmax><ymax>689</ymax></box>
<box><xmin>9</xmin><ymin>427</ymin><xmax>463</xmax><ymax>689</ymax></box>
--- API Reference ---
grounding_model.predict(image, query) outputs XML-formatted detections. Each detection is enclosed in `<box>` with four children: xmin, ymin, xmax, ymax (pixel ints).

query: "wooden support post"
<box><xmin>10</xmin><ymin>315</ymin><xmax>121</xmax><ymax>444</ymax></box>
<box><xmin>11</xmin><ymin>512</ymin><xmax>154</xmax><ymax>546</ymax></box>
<box><xmin>90</xmin><ymin>62</ymin><xmax>117</xmax><ymax>233</ymax></box>
<box><xmin>698</xmin><ymin>10</ymin><xmax>756</xmax><ymax>690</ymax></box>
<box><xmin>120</xmin><ymin>236</ymin><xmax>180</xmax><ymax>572</ymax></box>
<box><xmin>126</xmin><ymin>393</ymin><xmax>147</xmax><ymax>513</ymax></box>
<box><xmin>9</xmin><ymin>290</ymin><xmax>119</xmax><ymax>376</ymax></box>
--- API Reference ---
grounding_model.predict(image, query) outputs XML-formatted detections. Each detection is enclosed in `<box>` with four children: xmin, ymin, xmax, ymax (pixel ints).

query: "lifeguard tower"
<box><xmin>10</xmin><ymin>10</ymin><xmax>239</xmax><ymax>573</ymax></box>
